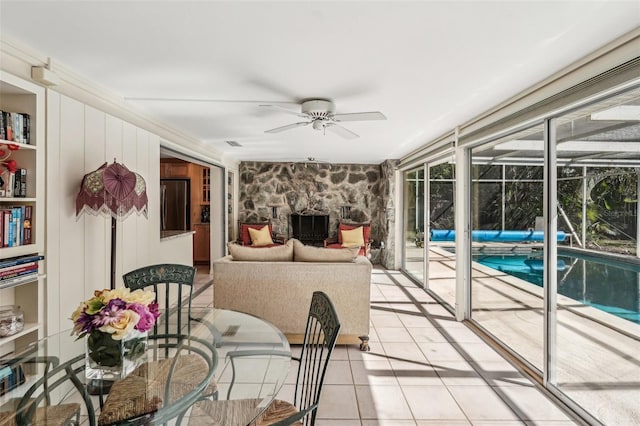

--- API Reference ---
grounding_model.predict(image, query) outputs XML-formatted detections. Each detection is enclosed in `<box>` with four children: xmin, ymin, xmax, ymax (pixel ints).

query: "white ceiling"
<box><xmin>1</xmin><ymin>1</ymin><xmax>638</xmax><ymax>164</ymax></box>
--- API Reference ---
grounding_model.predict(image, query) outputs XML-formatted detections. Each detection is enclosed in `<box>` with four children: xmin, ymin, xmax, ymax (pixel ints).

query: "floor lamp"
<box><xmin>76</xmin><ymin>160</ymin><xmax>148</xmax><ymax>289</ymax></box>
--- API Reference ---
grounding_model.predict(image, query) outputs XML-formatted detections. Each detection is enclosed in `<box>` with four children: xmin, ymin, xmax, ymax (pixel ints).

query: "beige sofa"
<box><xmin>212</xmin><ymin>240</ymin><xmax>372</xmax><ymax>349</ymax></box>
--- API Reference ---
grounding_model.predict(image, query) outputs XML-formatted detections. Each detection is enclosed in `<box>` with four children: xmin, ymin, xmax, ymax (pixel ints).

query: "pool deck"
<box><xmin>406</xmin><ymin>244</ymin><xmax>640</xmax><ymax>425</ymax></box>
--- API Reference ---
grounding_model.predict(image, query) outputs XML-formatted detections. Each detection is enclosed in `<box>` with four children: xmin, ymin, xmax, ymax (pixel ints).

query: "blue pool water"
<box><xmin>474</xmin><ymin>251</ymin><xmax>640</xmax><ymax>324</ymax></box>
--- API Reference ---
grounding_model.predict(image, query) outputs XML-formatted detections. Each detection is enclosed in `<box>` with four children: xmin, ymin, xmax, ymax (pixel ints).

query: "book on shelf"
<box><xmin>2</xmin><ymin>210</ymin><xmax>8</xmax><ymax>247</ymax></box>
<box><xmin>13</xmin><ymin>169</ymin><xmax>26</xmax><ymax>198</ymax></box>
<box><xmin>12</xmin><ymin>207</ymin><xmax>21</xmax><ymax>247</ymax></box>
<box><xmin>0</xmin><ymin>272</ymin><xmax>39</xmax><ymax>290</ymax></box>
<box><xmin>0</xmin><ymin>263</ymin><xmax>37</xmax><ymax>280</ymax></box>
<box><xmin>23</xmin><ymin>114</ymin><xmax>30</xmax><ymax>145</ymax></box>
<box><xmin>3</xmin><ymin>111</ymin><xmax>12</xmax><ymax>141</ymax></box>
<box><xmin>0</xmin><ymin>260</ymin><xmax>38</xmax><ymax>274</ymax></box>
<box><xmin>0</xmin><ymin>110</ymin><xmax>31</xmax><ymax>144</ymax></box>
<box><xmin>0</xmin><ymin>206</ymin><xmax>32</xmax><ymax>247</ymax></box>
<box><xmin>13</xmin><ymin>113</ymin><xmax>21</xmax><ymax>144</ymax></box>
<box><xmin>3</xmin><ymin>211</ymin><xmax>10</xmax><ymax>247</ymax></box>
<box><xmin>22</xmin><ymin>205</ymin><xmax>31</xmax><ymax>245</ymax></box>
<box><xmin>0</xmin><ymin>254</ymin><xmax>44</xmax><ymax>269</ymax></box>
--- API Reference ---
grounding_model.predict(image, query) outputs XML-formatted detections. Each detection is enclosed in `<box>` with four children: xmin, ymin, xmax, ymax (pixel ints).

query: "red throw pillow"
<box><xmin>240</xmin><ymin>223</ymin><xmax>273</xmax><ymax>245</ymax></box>
<box><xmin>338</xmin><ymin>223</ymin><xmax>371</xmax><ymax>245</ymax></box>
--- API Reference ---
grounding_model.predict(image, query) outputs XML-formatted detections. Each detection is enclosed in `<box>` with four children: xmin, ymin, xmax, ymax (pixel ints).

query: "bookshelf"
<box><xmin>0</xmin><ymin>71</ymin><xmax>45</xmax><ymax>357</ymax></box>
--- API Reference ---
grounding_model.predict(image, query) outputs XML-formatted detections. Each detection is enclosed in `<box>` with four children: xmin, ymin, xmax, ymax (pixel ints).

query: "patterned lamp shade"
<box><xmin>76</xmin><ymin>161</ymin><xmax>148</xmax><ymax>220</ymax></box>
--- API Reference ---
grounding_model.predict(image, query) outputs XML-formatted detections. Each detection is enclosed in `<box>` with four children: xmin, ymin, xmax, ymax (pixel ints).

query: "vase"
<box><xmin>85</xmin><ymin>329</ymin><xmax>148</xmax><ymax>381</ymax></box>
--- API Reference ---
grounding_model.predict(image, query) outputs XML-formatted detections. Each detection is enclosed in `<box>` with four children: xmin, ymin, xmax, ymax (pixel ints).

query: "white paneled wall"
<box><xmin>46</xmin><ymin>91</ymin><xmax>190</xmax><ymax>335</ymax></box>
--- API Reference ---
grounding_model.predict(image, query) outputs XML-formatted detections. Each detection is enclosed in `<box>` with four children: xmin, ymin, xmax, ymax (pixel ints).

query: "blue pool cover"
<box><xmin>431</xmin><ymin>229</ymin><xmax>567</xmax><ymax>242</ymax></box>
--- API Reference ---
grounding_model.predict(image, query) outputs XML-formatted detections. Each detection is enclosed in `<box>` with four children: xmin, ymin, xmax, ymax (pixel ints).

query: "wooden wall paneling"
<box><xmin>120</xmin><ymin>122</ymin><xmax>137</xmax><ymax>279</ymax></box>
<box><xmin>83</xmin><ymin>106</ymin><xmax>107</xmax><ymax>298</ymax></box>
<box><xmin>45</xmin><ymin>90</ymin><xmax>62</xmax><ymax>335</ymax></box>
<box><xmin>58</xmin><ymin>95</ymin><xmax>86</xmax><ymax>331</ymax></box>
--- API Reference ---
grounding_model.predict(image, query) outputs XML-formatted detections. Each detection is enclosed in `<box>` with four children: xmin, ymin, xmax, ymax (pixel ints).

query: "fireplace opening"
<box><xmin>290</xmin><ymin>213</ymin><xmax>329</xmax><ymax>246</ymax></box>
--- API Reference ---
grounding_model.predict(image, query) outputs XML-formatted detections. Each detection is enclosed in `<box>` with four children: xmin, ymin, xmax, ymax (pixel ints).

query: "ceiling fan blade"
<box><xmin>326</xmin><ymin>123</ymin><xmax>359</xmax><ymax>139</ymax></box>
<box><xmin>125</xmin><ymin>97</ymin><xmax>297</xmax><ymax>105</ymax></box>
<box><xmin>333</xmin><ymin>111</ymin><xmax>387</xmax><ymax>122</ymax></box>
<box><xmin>265</xmin><ymin>122</ymin><xmax>310</xmax><ymax>134</ymax></box>
<box><xmin>260</xmin><ymin>104</ymin><xmax>306</xmax><ymax>117</ymax></box>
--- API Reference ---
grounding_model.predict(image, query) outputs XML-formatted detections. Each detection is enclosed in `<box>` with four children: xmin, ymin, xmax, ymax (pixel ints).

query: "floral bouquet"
<box><xmin>71</xmin><ymin>288</ymin><xmax>160</xmax><ymax>371</ymax></box>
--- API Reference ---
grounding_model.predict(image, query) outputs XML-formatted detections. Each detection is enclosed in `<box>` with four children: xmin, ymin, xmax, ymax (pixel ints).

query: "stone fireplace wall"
<box><xmin>238</xmin><ymin>161</ymin><xmax>390</xmax><ymax>261</ymax></box>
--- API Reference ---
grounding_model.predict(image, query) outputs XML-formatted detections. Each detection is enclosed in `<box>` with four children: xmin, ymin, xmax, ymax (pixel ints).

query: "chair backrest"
<box><xmin>293</xmin><ymin>291</ymin><xmax>341</xmax><ymax>426</ymax></box>
<box><xmin>337</xmin><ymin>221</ymin><xmax>372</xmax><ymax>245</ymax></box>
<box><xmin>12</xmin><ymin>353</ymin><xmax>92</xmax><ymax>425</ymax></box>
<box><xmin>122</xmin><ymin>264</ymin><xmax>196</xmax><ymax>336</ymax></box>
<box><xmin>238</xmin><ymin>221</ymin><xmax>273</xmax><ymax>245</ymax></box>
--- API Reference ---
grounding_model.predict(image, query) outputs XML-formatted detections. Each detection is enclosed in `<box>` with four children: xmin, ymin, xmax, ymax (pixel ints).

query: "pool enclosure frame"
<box><xmin>398</xmin><ymin>29</ymin><xmax>640</xmax><ymax>425</ymax></box>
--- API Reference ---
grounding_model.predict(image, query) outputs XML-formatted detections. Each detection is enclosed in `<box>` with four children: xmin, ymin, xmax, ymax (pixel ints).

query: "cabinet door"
<box><xmin>169</xmin><ymin>163</ymin><xmax>189</xmax><ymax>177</ymax></box>
<box><xmin>160</xmin><ymin>161</ymin><xmax>189</xmax><ymax>178</ymax></box>
<box><xmin>201</xmin><ymin>167</ymin><xmax>210</xmax><ymax>205</ymax></box>
<box><xmin>193</xmin><ymin>224</ymin><xmax>210</xmax><ymax>263</ymax></box>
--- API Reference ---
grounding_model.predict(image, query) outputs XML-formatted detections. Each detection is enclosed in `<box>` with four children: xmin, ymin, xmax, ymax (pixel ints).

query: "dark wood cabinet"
<box><xmin>193</xmin><ymin>223</ymin><xmax>210</xmax><ymax>264</ymax></box>
<box><xmin>160</xmin><ymin>159</ymin><xmax>189</xmax><ymax>178</ymax></box>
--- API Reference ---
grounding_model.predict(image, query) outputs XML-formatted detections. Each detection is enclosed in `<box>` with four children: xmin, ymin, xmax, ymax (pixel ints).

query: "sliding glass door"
<box><xmin>403</xmin><ymin>167</ymin><xmax>424</xmax><ymax>282</ymax></box>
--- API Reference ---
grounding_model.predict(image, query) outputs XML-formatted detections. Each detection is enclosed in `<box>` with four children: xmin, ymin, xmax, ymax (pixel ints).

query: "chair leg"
<box><xmin>358</xmin><ymin>335</ymin><xmax>370</xmax><ymax>351</ymax></box>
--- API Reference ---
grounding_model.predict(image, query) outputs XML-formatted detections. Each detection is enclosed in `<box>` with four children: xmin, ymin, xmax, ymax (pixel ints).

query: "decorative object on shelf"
<box><xmin>201</xmin><ymin>205</ymin><xmax>210</xmax><ymax>223</ymax></box>
<box><xmin>75</xmin><ymin>160</ymin><xmax>148</xmax><ymax>289</ymax></box>
<box><xmin>71</xmin><ymin>287</ymin><xmax>159</xmax><ymax>381</ymax></box>
<box><xmin>0</xmin><ymin>304</ymin><xmax>24</xmax><ymax>337</ymax></box>
<box><xmin>0</xmin><ymin>143</ymin><xmax>20</xmax><ymax>198</ymax></box>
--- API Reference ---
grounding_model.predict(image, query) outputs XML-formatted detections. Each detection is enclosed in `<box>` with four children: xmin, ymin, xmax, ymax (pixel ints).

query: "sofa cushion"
<box><xmin>228</xmin><ymin>239</ymin><xmax>293</xmax><ymax>261</ymax></box>
<box><xmin>338</xmin><ymin>222</ymin><xmax>371</xmax><ymax>244</ymax></box>
<box><xmin>341</xmin><ymin>226</ymin><xmax>364</xmax><ymax>248</ymax></box>
<box><xmin>240</xmin><ymin>222</ymin><xmax>273</xmax><ymax>245</ymax></box>
<box><xmin>293</xmin><ymin>239</ymin><xmax>357</xmax><ymax>262</ymax></box>
<box><xmin>248</xmin><ymin>225</ymin><xmax>274</xmax><ymax>246</ymax></box>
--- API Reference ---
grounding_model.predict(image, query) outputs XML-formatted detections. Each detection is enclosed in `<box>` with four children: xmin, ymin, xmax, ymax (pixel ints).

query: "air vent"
<box><xmin>226</xmin><ymin>141</ymin><xmax>242</xmax><ymax>147</ymax></box>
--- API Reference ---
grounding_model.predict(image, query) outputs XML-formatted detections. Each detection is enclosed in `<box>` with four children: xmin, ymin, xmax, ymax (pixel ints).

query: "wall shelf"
<box><xmin>0</xmin><ymin>71</ymin><xmax>45</xmax><ymax>356</ymax></box>
<box><xmin>0</xmin><ymin>322</ymin><xmax>39</xmax><ymax>345</ymax></box>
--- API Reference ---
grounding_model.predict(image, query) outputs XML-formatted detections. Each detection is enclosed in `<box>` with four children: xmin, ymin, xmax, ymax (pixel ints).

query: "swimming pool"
<box><xmin>473</xmin><ymin>251</ymin><xmax>640</xmax><ymax>324</ymax></box>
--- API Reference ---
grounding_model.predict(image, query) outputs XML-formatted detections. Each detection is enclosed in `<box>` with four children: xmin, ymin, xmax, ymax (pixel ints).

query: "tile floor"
<box><xmin>193</xmin><ymin>266</ymin><xmax>579</xmax><ymax>425</ymax></box>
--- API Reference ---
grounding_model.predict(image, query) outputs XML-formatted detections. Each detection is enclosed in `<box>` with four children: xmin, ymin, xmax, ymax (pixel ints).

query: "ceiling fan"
<box><xmin>260</xmin><ymin>99</ymin><xmax>386</xmax><ymax>139</ymax></box>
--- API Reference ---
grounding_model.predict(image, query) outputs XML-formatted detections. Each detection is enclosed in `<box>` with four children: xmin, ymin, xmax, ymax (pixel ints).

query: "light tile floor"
<box><xmin>193</xmin><ymin>266</ymin><xmax>578</xmax><ymax>426</ymax></box>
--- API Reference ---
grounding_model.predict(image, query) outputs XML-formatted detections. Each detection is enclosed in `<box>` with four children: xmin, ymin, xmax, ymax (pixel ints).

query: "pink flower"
<box><xmin>128</xmin><ymin>302</ymin><xmax>160</xmax><ymax>332</ymax></box>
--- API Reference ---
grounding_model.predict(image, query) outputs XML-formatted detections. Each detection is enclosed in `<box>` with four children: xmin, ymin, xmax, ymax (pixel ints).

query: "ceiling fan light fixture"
<box><xmin>261</xmin><ymin>98</ymin><xmax>385</xmax><ymax>139</ymax></box>
<box><xmin>312</xmin><ymin>120</ymin><xmax>325</xmax><ymax>131</ymax></box>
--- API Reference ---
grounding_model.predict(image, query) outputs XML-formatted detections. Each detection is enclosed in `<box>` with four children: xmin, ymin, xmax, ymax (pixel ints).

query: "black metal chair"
<box><xmin>123</xmin><ymin>263</ymin><xmax>197</xmax><ymax>338</ymax></box>
<box><xmin>3</xmin><ymin>353</ymin><xmax>95</xmax><ymax>426</ymax></box>
<box><xmin>188</xmin><ymin>291</ymin><xmax>341</xmax><ymax>426</ymax></box>
<box><xmin>97</xmin><ymin>334</ymin><xmax>218</xmax><ymax>426</ymax></box>
<box><xmin>119</xmin><ymin>264</ymin><xmax>218</xmax><ymax>422</ymax></box>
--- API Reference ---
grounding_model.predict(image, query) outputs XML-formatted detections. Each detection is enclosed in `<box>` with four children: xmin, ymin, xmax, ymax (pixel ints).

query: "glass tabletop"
<box><xmin>0</xmin><ymin>308</ymin><xmax>291</xmax><ymax>425</ymax></box>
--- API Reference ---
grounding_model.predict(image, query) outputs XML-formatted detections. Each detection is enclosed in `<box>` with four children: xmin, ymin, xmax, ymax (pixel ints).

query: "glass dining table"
<box><xmin>0</xmin><ymin>308</ymin><xmax>291</xmax><ymax>425</ymax></box>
